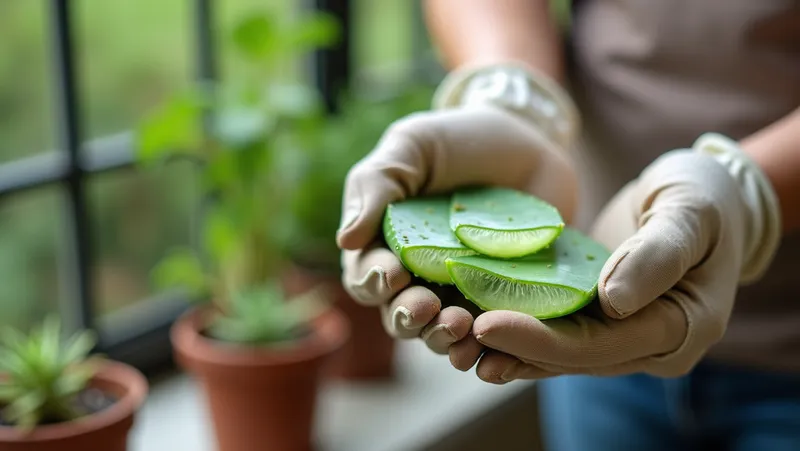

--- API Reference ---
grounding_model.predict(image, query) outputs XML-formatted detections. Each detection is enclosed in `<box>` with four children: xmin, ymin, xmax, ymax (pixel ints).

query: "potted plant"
<box><xmin>136</xmin><ymin>8</ymin><xmax>350</xmax><ymax>451</ymax></box>
<box><xmin>281</xmin><ymin>84</ymin><xmax>434</xmax><ymax>380</ymax></box>
<box><xmin>167</xmin><ymin>282</ymin><xmax>348</xmax><ymax>451</ymax></box>
<box><xmin>0</xmin><ymin>317</ymin><xmax>148</xmax><ymax>451</ymax></box>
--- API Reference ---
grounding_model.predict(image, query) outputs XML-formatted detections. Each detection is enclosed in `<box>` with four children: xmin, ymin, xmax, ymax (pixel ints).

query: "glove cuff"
<box><xmin>692</xmin><ymin>133</ymin><xmax>782</xmax><ymax>284</ymax></box>
<box><xmin>432</xmin><ymin>62</ymin><xmax>580</xmax><ymax>150</ymax></box>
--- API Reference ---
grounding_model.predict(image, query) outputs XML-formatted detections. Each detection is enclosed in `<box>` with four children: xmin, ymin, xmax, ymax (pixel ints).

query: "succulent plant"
<box><xmin>206</xmin><ymin>282</ymin><xmax>328</xmax><ymax>345</ymax></box>
<box><xmin>0</xmin><ymin>317</ymin><xmax>100</xmax><ymax>430</ymax></box>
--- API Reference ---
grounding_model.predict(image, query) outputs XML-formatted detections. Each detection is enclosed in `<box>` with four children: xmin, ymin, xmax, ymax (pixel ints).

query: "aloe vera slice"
<box><xmin>383</xmin><ymin>196</ymin><xmax>478</xmax><ymax>284</ymax></box>
<box><xmin>445</xmin><ymin>228</ymin><xmax>609</xmax><ymax>319</ymax></box>
<box><xmin>450</xmin><ymin>187</ymin><xmax>565</xmax><ymax>258</ymax></box>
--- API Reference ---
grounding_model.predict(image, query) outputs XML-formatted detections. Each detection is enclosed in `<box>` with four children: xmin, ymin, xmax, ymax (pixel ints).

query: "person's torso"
<box><xmin>565</xmin><ymin>0</ymin><xmax>800</xmax><ymax>372</ymax></box>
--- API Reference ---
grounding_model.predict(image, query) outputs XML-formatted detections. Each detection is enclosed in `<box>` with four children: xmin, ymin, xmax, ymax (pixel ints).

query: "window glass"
<box><xmin>0</xmin><ymin>2</ymin><xmax>56</xmax><ymax>162</ymax></box>
<box><xmin>0</xmin><ymin>188</ymin><xmax>65</xmax><ymax>331</ymax></box>
<box><xmin>89</xmin><ymin>163</ymin><xmax>199</xmax><ymax>317</ymax></box>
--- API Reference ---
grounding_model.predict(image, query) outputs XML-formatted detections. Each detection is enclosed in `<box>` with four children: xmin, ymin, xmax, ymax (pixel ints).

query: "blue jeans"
<box><xmin>537</xmin><ymin>361</ymin><xmax>800</xmax><ymax>451</ymax></box>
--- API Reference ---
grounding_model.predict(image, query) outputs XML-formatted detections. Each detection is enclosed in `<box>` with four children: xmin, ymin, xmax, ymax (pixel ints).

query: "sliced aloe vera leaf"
<box><xmin>446</xmin><ymin>228</ymin><xmax>610</xmax><ymax>319</ymax></box>
<box><xmin>383</xmin><ymin>196</ymin><xmax>478</xmax><ymax>284</ymax></box>
<box><xmin>450</xmin><ymin>187</ymin><xmax>565</xmax><ymax>258</ymax></box>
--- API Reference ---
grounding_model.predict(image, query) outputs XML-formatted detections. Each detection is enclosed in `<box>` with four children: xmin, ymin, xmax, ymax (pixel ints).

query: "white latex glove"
<box><xmin>456</xmin><ymin>134</ymin><xmax>782</xmax><ymax>383</ymax></box>
<box><xmin>337</xmin><ymin>64</ymin><xmax>580</xmax><ymax>356</ymax></box>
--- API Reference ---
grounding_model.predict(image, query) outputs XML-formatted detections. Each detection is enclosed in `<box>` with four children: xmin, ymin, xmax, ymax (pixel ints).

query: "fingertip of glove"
<box><xmin>472</xmin><ymin>310</ymin><xmax>534</xmax><ymax>337</ymax></box>
<box><xmin>336</xmin><ymin>197</ymin><xmax>368</xmax><ymax>249</ymax></box>
<box><xmin>336</xmin><ymin>226</ymin><xmax>365</xmax><ymax>251</ymax></box>
<box><xmin>597</xmin><ymin>245</ymin><xmax>641</xmax><ymax>319</ymax></box>
<box><xmin>449</xmin><ymin>335</ymin><xmax>484</xmax><ymax>372</ymax></box>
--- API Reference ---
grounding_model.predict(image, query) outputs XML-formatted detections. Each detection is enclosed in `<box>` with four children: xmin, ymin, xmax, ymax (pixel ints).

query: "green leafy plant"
<box><xmin>0</xmin><ymin>317</ymin><xmax>100</xmax><ymax>430</ymax></box>
<box><xmin>136</xmin><ymin>8</ymin><xmax>342</xmax><ymax>344</ymax></box>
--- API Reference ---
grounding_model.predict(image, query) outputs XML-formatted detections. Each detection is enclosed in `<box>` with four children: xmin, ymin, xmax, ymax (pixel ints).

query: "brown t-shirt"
<box><xmin>565</xmin><ymin>0</ymin><xmax>800</xmax><ymax>372</ymax></box>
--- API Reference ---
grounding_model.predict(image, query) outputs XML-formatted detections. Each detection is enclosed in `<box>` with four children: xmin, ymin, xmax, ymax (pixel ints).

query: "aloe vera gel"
<box><xmin>451</xmin><ymin>187</ymin><xmax>564</xmax><ymax>258</ymax></box>
<box><xmin>383</xmin><ymin>188</ymin><xmax>610</xmax><ymax>319</ymax></box>
<box><xmin>383</xmin><ymin>196</ymin><xmax>477</xmax><ymax>284</ymax></box>
<box><xmin>446</xmin><ymin>229</ymin><xmax>608</xmax><ymax>319</ymax></box>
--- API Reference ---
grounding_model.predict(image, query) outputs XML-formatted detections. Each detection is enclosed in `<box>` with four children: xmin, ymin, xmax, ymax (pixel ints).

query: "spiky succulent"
<box><xmin>208</xmin><ymin>282</ymin><xmax>329</xmax><ymax>345</ymax></box>
<box><xmin>0</xmin><ymin>317</ymin><xmax>100</xmax><ymax>430</ymax></box>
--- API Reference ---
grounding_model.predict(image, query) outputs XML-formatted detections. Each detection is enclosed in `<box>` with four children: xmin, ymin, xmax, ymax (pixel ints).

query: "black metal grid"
<box><xmin>0</xmin><ymin>0</ymin><xmax>355</xmax><ymax>375</ymax></box>
<box><xmin>49</xmin><ymin>0</ymin><xmax>94</xmax><ymax>336</ymax></box>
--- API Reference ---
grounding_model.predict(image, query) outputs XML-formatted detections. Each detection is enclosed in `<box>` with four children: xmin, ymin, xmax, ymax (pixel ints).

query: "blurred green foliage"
<box><xmin>0</xmin><ymin>0</ymin><xmax>423</xmax><ymax>332</ymax></box>
<box><xmin>138</xmin><ymin>7</ymin><xmax>433</xmax><ymax>344</ymax></box>
<box><xmin>140</xmin><ymin>7</ymin><xmax>339</xmax><ymax>307</ymax></box>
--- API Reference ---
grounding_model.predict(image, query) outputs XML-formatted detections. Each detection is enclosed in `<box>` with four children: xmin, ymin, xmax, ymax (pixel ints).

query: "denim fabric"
<box><xmin>537</xmin><ymin>361</ymin><xmax>800</xmax><ymax>451</ymax></box>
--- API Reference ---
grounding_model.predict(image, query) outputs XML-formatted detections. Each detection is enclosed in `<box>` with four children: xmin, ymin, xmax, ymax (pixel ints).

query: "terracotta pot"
<box><xmin>282</xmin><ymin>265</ymin><xmax>397</xmax><ymax>381</ymax></box>
<box><xmin>171</xmin><ymin>306</ymin><xmax>349</xmax><ymax>451</ymax></box>
<box><xmin>0</xmin><ymin>361</ymin><xmax>148</xmax><ymax>451</ymax></box>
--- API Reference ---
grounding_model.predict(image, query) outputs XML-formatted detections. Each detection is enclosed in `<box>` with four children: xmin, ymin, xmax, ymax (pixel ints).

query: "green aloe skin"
<box><xmin>383</xmin><ymin>187</ymin><xmax>610</xmax><ymax>319</ymax></box>
<box><xmin>383</xmin><ymin>196</ymin><xmax>478</xmax><ymax>284</ymax></box>
<box><xmin>446</xmin><ymin>228</ymin><xmax>610</xmax><ymax>319</ymax></box>
<box><xmin>450</xmin><ymin>187</ymin><xmax>565</xmax><ymax>259</ymax></box>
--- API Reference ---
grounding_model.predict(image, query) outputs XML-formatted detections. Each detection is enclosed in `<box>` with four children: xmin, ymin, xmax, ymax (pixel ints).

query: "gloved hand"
<box><xmin>456</xmin><ymin>133</ymin><xmax>782</xmax><ymax>382</ymax></box>
<box><xmin>337</xmin><ymin>64</ymin><xmax>581</xmax><ymax>355</ymax></box>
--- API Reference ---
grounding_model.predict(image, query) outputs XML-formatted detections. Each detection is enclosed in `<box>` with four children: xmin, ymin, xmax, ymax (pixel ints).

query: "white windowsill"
<box><xmin>130</xmin><ymin>340</ymin><xmax>534</xmax><ymax>451</ymax></box>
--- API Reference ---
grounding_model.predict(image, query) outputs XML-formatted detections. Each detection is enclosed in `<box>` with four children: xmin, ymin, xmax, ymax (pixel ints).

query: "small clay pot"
<box><xmin>282</xmin><ymin>265</ymin><xmax>397</xmax><ymax>381</ymax></box>
<box><xmin>0</xmin><ymin>361</ymin><xmax>148</xmax><ymax>451</ymax></box>
<box><xmin>171</xmin><ymin>306</ymin><xmax>349</xmax><ymax>451</ymax></box>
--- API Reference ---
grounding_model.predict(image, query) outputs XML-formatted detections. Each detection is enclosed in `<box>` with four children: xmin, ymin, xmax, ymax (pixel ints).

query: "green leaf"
<box><xmin>212</xmin><ymin>107</ymin><xmax>273</xmax><ymax>150</ymax></box>
<box><xmin>231</xmin><ymin>10</ymin><xmax>339</xmax><ymax>62</ymax></box>
<box><xmin>232</xmin><ymin>13</ymin><xmax>279</xmax><ymax>60</ymax></box>
<box><xmin>206</xmin><ymin>280</ymin><xmax>329</xmax><ymax>345</ymax></box>
<box><xmin>265</xmin><ymin>83</ymin><xmax>323</xmax><ymax>119</ymax></box>
<box><xmin>284</xmin><ymin>12</ymin><xmax>341</xmax><ymax>51</ymax></box>
<box><xmin>151</xmin><ymin>248</ymin><xmax>208</xmax><ymax>297</ymax></box>
<box><xmin>0</xmin><ymin>318</ymin><xmax>98</xmax><ymax>428</ymax></box>
<box><xmin>54</xmin><ymin>364</ymin><xmax>97</xmax><ymax>398</ymax></box>
<box><xmin>202</xmin><ymin>150</ymin><xmax>239</xmax><ymax>189</ymax></box>
<box><xmin>4</xmin><ymin>390</ymin><xmax>45</xmax><ymax>426</ymax></box>
<box><xmin>39</xmin><ymin>315</ymin><xmax>61</xmax><ymax>370</ymax></box>
<box><xmin>137</xmin><ymin>91</ymin><xmax>207</xmax><ymax>165</ymax></box>
<box><xmin>61</xmin><ymin>330</ymin><xmax>98</xmax><ymax>367</ymax></box>
<box><xmin>0</xmin><ymin>383</ymin><xmax>24</xmax><ymax>403</ymax></box>
<box><xmin>0</xmin><ymin>349</ymin><xmax>28</xmax><ymax>375</ymax></box>
<box><xmin>202</xmin><ymin>207</ymin><xmax>241</xmax><ymax>262</ymax></box>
